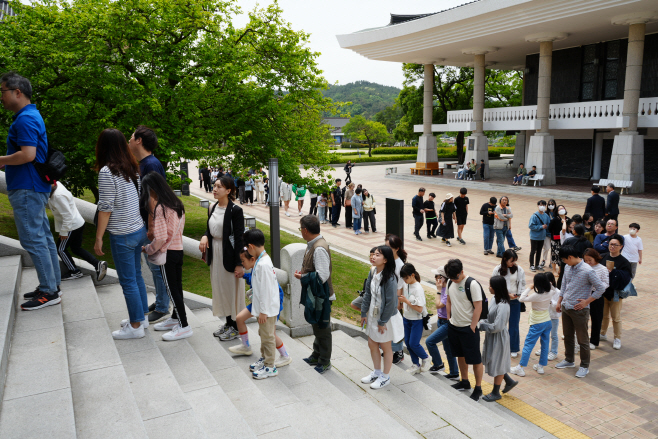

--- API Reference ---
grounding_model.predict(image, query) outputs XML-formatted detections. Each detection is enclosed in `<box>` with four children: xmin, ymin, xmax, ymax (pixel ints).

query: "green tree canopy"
<box><xmin>0</xmin><ymin>0</ymin><xmax>338</xmax><ymax>197</ymax></box>
<box><xmin>343</xmin><ymin>115</ymin><xmax>390</xmax><ymax>157</ymax></box>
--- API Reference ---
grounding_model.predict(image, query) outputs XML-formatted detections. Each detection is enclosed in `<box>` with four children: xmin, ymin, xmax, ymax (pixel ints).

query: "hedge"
<box><xmin>340</xmin><ymin>142</ymin><xmax>371</xmax><ymax>149</ymax></box>
<box><xmin>329</xmin><ymin>154</ymin><xmax>416</xmax><ymax>164</ymax></box>
<box><xmin>488</xmin><ymin>147</ymin><xmax>515</xmax><ymax>155</ymax></box>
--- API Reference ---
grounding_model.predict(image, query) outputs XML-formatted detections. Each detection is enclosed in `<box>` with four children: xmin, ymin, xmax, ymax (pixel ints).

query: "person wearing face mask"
<box><xmin>491</xmin><ymin>250</ymin><xmax>526</xmax><ymax>358</ymax></box>
<box><xmin>622</xmin><ymin>223</ymin><xmax>642</xmax><ymax>279</ymax></box>
<box><xmin>585</xmin><ymin>186</ymin><xmax>606</xmax><ymax>224</ymax></box>
<box><xmin>593</xmin><ymin>218</ymin><xmax>618</xmax><ymax>255</ymax></box>
<box><xmin>582</xmin><ymin>213</ymin><xmax>594</xmax><ymax>233</ymax></box>
<box><xmin>539</xmin><ymin>200</ymin><xmax>557</xmax><ymax>269</ymax></box>
<box><xmin>548</xmin><ymin>205</ymin><xmax>569</xmax><ymax>275</ymax></box>
<box><xmin>528</xmin><ymin>201</ymin><xmax>550</xmax><ymax>271</ymax></box>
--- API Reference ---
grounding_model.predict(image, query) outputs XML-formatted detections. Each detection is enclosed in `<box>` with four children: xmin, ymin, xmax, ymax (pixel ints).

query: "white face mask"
<box><xmin>538</xmin><ymin>206</ymin><xmax>546</xmax><ymax>212</ymax></box>
<box><xmin>548</xmin><ymin>205</ymin><xmax>555</xmax><ymax>210</ymax></box>
<box><xmin>629</xmin><ymin>229</ymin><xmax>637</xmax><ymax>236</ymax></box>
<box><xmin>558</xmin><ymin>209</ymin><xmax>566</xmax><ymax>215</ymax></box>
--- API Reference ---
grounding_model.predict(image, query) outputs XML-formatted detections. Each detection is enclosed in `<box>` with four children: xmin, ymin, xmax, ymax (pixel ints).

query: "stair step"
<box><xmin>0</xmin><ymin>268</ymin><xmax>76</xmax><ymax>439</ymax></box>
<box><xmin>0</xmin><ymin>255</ymin><xmax>21</xmax><ymax>405</ymax></box>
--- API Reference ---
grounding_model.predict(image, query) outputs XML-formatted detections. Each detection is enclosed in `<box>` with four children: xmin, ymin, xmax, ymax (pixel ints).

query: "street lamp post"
<box><xmin>268</xmin><ymin>158</ymin><xmax>281</xmax><ymax>268</ymax></box>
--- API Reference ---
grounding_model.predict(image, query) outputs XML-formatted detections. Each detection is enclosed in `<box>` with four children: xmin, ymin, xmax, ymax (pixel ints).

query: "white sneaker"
<box><xmin>228</xmin><ymin>344</ymin><xmax>253</xmax><ymax>356</ymax></box>
<box><xmin>406</xmin><ymin>364</ymin><xmax>420</xmax><ymax>375</ymax></box>
<box><xmin>533</xmin><ymin>364</ymin><xmax>545</xmax><ymax>375</ymax></box>
<box><xmin>153</xmin><ymin>318</ymin><xmax>178</xmax><ymax>331</ymax></box>
<box><xmin>510</xmin><ymin>365</ymin><xmax>525</xmax><ymax>377</ymax></box>
<box><xmin>576</xmin><ymin>367</ymin><xmax>589</xmax><ymax>378</ymax></box>
<box><xmin>250</xmin><ymin>357</ymin><xmax>265</xmax><ymax>371</ymax></box>
<box><xmin>548</xmin><ymin>352</ymin><xmax>558</xmax><ymax>361</ymax></box>
<box><xmin>121</xmin><ymin>317</ymin><xmax>149</xmax><ymax>329</ymax></box>
<box><xmin>535</xmin><ymin>350</ymin><xmax>540</xmax><ymax>356</ymax></box>
<box><xmin>613</xmin><ymin>338</ymin><xmax>622</xmax><ymax>350</ymax></box>
<box><xmin>589</xmin><ymin>343</ymin><xmax>597</xmax><ymax>350</ymax></box>
<box><xmin>420</xmin><ymin>359</ymin><xmax>430</xmax><ymax>372</ymax></box>
<box><xmin>370</xmin><ymin>375</ymin><xmax>391</xmax><ymax>389</ymax></box>
<box><xmin>253</xmin><ymin>366</ymin><xmax>278</xmax><ymax>380</ymax></box>
<box><xmin>162</xmin><ymin>325</ymin><xmax>193</xmax><ymax>341</ymax></box>
<box><xmin>298</xmin><ymin>211</ymin><xmax>303</xmax><ymax>216</ymax></box>
<box><xmin>361</xmin><ymin>371</ymin><xmax>379</xmax><ymax>384</ymax></box>
<box><xmin>511</xmin><ymin>352</ymin><xmax>518</xmax><ymax>358</ymax></box>
<box><xmin>285</xmin><ymin>212</ymin><xmax>290</xmax><ymax>217</ymax></box>
<box><xmin>599</xmin><ymin>334</ymin><xmax>608</xmax><ymax>341</ymax></box>
<box><xmin>112</xmin><ymin>322</ymin><xmax>145</xmax><ymax>340</ymax></box>
<box><xmin>275</xmin><ymin>355</ymin><xmax>292</xmax><ymax>368</ymax></box>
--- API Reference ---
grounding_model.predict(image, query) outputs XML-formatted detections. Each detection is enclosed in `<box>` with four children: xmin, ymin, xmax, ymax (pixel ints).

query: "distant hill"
<box><xmin>323</xmin><ymin>80</ymin><xmax>400</xmax><ymax>119</ymax></box>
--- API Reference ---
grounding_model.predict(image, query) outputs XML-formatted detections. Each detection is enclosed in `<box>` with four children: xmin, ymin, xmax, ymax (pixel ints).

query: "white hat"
<box><xmin>445</xmin><ymin>193</ymin><xmax>454</xmax><ymax>200</ymax></box>
<box><xmin>431</xmin><ymin>266</ymin><xmax>447</xmax><ymax>278</ymax></box>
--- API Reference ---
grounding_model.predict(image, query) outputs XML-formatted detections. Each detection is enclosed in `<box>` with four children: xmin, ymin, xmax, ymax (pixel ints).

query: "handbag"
<box><xmin>146</xmin><ymin>210</ymin><xmax>183</xmax><ymax>266</ymax></box>
<box><xmin>11</xmin><ymin>138</ymin><xmax>67</xmax><ymax>184</ymax></box>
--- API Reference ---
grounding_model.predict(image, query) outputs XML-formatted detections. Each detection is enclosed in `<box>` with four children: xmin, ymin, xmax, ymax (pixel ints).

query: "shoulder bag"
<box><xmin>11</xmin><ymin>138</ymin><xmax>67</xmax><ymax>184</ymax></box>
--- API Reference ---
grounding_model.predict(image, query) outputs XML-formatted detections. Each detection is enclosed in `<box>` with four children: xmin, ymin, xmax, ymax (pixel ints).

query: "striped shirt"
<box><xmin>143</xmin><ymin>205</ymin><xmax>185</xmax><ymax>255</ymax></box>
<box><xmin>97</xmin><ymin>166</ymin><xmax>144</xmax><ymax>235</ymax></box>
<box><xmin>559</xmin><ymin>260</ymin><xmax>607</xmax><ymax>310</ymax></box>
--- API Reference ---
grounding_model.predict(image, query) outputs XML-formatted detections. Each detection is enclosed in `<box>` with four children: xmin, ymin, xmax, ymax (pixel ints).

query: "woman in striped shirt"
<box><xmin>94</xmin><ymin>128</ymin><xmax>148</xmax><ymax>340</ymax></box>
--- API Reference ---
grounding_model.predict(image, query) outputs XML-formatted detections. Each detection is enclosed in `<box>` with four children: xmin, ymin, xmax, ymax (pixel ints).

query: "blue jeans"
<box><xmin>353</xmin><ymin>216</ymin><xmax>361</xmax><ymax>233</ymax></box>
<box><xmin>425</xmin><ymin>318</ymin><xmax>458</xmax><ymax>374</ymax></box>
<box><xmin>551</xmin><ymin>318</ymin><xmax>559</xmax><ymax>355</ymax></box>
<box><xmin>145</xmin><ymin>256</ymin><xmax>169</xmax><ymax>313</ymax></box>
<box><xmin>8</xmin><ymin>189</ymin><xmax>60</xmax><ymax>293</ymax></box>
<box><xmin>392</xmin><ymin>340</ymin><xmax>403</xmax><ymax>352</ymax></box>
<box><xmin>109</xmin><ymin>228</ymin><xmax>148</xmax><ymax>323</ymax></box>
<box><xmin>318</xmin><ymin>206</ymin><xmax>326</xmax><ymax>222</ymax></box>
<box><xmin>494</xmin><ymin>228</ymin><xmax>507</xmax><ymax>256</ymax></box>
<box><xmin>506</xmin><ymin>229</ymin><xmax>517</xmax><ymax>247</ymax></box>
<box><xmin>520</xmin><ymin>320</ymin><xmax>552</xmax><ymax>367</ymax></box>
<box><xmin>482</xmin><ymin>224</ymin><xmax>494</xmax><ymax>251</ymax></box>
<box><xmin>403</xmin><ymin>318</ymin><xmax>428</xmax><ymax>366</ymax></box>
<box><xmin>509</xmin><ymin>299</ymin><xmax>521</xmax><ymax>353</ymax></box>
<box><xmin>513</xmin><ymin>175</ymin><xmax>523</xmax><ymax>183</ymax></box>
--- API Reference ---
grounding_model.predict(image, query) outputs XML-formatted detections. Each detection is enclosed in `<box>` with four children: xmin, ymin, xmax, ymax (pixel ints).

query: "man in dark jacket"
<box><xmin>585</xmin><ymin>185</ymin><xmax>606</xmax><ymax>222</ymax></box>
<box><xmin>412</xmin><ymin>188</ymin><xmax>426</xmax><ymax>241</ymax></box>
<box><xmin>605</xmin><ymin>183</ymin><xmax>619</xmax><ymax>222</ymax></box>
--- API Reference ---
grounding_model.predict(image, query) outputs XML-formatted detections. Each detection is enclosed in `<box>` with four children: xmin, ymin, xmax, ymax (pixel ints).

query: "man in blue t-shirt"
<box><xmin>128</xmin><ymin>125</ymin><xmax>170</xmax><ymax>323</ymax></box>
<box><xmin>0</xmin><ymin>72</ymin><xmax>62</xmax><ymax>309</ymax></box>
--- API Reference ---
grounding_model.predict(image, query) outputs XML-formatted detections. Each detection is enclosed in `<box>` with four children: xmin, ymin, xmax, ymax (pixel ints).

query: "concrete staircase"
<box><xmin>0</xmin><ymin>256</ymin><xmax>555</xmax><ymax>438</ymax></box>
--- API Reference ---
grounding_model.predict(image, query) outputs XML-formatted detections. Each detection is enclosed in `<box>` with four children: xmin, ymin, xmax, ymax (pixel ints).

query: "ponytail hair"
<box><xmin>400</xmin><ymin>263</ymin><xmax>420</xmax><ymax>282</ymax></box>
<box><xmin>385</xmin><ymin>234</ymin><xmax>407</xmax><ymax>262</ymax></box>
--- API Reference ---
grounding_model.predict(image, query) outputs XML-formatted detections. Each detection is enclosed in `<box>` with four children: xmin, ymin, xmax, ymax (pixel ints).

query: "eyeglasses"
<box><xmin>0</xmin><ymin>89</ymin><xmax>16</xmax><ymax>93</ymax></box>
<box><xmin>298</xmin><ymin>227</ymin><xmax>306</xmax><ymax>232</ymax></box>
<box><xmin>609</xmin><ymin>243</ymin><xmax>621</xmax><ymax>247</ymax></box>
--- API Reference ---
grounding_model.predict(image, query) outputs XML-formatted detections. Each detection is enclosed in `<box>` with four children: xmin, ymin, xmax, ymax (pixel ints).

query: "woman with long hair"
<box><xmin>548</xmin><ymin>204</ymin><xmax>570</xmax><ymax>276</ymax></box>
<box><xmin>385</xmin><ymin>234</ymin><xmax>407</xmax><ymax>364</ymax></box>
<box><xmin>360</xmin><ymin>246</ymin><xmax>403</xmax><ymax>389</ymax></box>
<box><xmin>344</xmin><ymin>182</ymin><xmax>355</xmax><ymax>229</ymax></box>
<box><xmin>539</xmin><ymin>199</ymin><xmax>557</xmax><ymax>268</ymax></box>
<box><xmin>491</xmin><ymin>249</ymin><xmax>526</xmax><ymax>358</ymax></box>
<box><xmin>583</xmin><ymin>248</ymin><xmax>609</xmax><ymax>350</ymax></box>
<box><xmin>199</xmin><ymin>175</ymin><xmax>246</xmax><ymax>340</ymax></box>
<box><xmin>140</xmin><ymin>173</ymin><xmax>190</xmax><ymax>341</ymax></box>
<box><xmin>94</xmin><ymin>128</ymin><xmax>148</xmax><ymax>340</ymax></box>
<box><xmin>479</xmin><ymin>275</ymin><xmax>517</xmax><ymax>401</ymax></box>
<box><xmin>362</xmin><ymin>188</ymin><xmax>377</xmax><ymax>233</ymax></box>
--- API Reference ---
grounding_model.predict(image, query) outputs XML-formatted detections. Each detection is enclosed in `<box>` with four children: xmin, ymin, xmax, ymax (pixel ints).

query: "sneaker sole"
<box><xmin>97</xmin><ymin>263</ymin><xmax>108</xmax><ymax>281</ymax></box>
<box><xmin>555</xmin><ymin>364</ymin><xmax>576</xmax><ymax>369</ymax></box>
<box><xmin>229</xmin><ymin>347</ymin><xmax>254</xmax><ymax>356</ymax></box>
<box><xmin>61</xmin><ymin>273</ymin><xmax>84</xmax><ymax>281</ymax></box>
<box><xmin>22</xmin><ymin>297</ymin><xmax>62</xmax><ymax>311</ymax></box>
<box><xmin>371</xmin><ymin>380</ymin><xmax>390</xmax><ymax>389</ymax></box>
<box><xmin>154</xmin><ymin>325</ymin><xmax>178</xmax><ymax>331</ymax></box>
<box><xmin>316</xmin><ymin>364</ymin><xmax>332</xmax><ymax>374</ymax></box>
<box><xmin>219</xmin><ymin>334</ymin><xmax>239</xmax><ymax>342</ymax></box>
<box><xmin>253</xmin><ymin>371</ymin><xmax>278</xmax><ymax>380</ymax></box>
<box><xmin>275</xmin><ymin>356</ymin><xmax>293</xmax><ymax>368</ymax></box>
<box><xmin>162</xmin><ymin>330</ymin><xmax>193</xmax><ymax>341</ymax></box>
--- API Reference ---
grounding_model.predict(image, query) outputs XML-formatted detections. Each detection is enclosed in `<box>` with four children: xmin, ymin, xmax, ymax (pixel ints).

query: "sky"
<box><xmin>233</xmin><ymin>0</ymin><xmax>468</xmax><ymax>89</ymax></box>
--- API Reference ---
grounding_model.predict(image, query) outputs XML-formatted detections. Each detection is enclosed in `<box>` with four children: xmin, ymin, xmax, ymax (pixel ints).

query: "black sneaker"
<box><xmin>392</xmin><ymin>351</ymin><xmax>404</xmax><ymax>364</ymax></box>
<box><xmin>470</xmin><ymin>387</ymin><xmax>483</xmax><ymax>401</ymax></box>
<box><xmin>303</xmin><ymin>356</ymin><xmax>319</xmax><ymax>366</ymax></box>
<box><xmin>459</xmin><ymin>238</ymin><xmax>466</xmax><ymax>245</ymax></box>
<box><xmin>61</xmin><ymin>271</ymin><xmax>84</xmax><ymax>281</ymax></box>
<box><xmin>451</xmin><ymin>380</ymin><xmax>471</xmax><ymax>391</ymax></box>
<box><xmin>96</xmin><ymin>261</ymin><xmax>108</xmax><ymax>281</ymax></box>
<box><xmin>315</xmin><ymin>363</ymin><xmax>331</xmax><ymax>374</ymax></box>
<box><xmin>502</xmin><ymin>379</ymin><xmax>518</xmax><ymax>394</ymax></box>
<box><xmin>415</xmin><ymin>236</ymin><xmax>422</xmax><ymax>242</ymax></box>
<box><xmin>148</xmin><ymin>310</ymin><xmax>169</xmax><ymax>323</ymax></box>
<box><xmin>446</xmin><ymin>241</ymin><xmax>451</xmax><ymax>247</ymax></box>
<box><xmin>21</xmin><ymin>291</ymin><xmax>61</xmax><ymax>311</ymax></box>
<box><xmin>429</xmin><ymin>363</ymin><xmax>445</xmax><ymax>373</ymax></box>
<box><xmin>530</xmin><ymin>265</ymin><xmax>536</xmax><ymax>272</ymax></box>
<box><xmin>24</xmin><ymin>287</ymin><xmax>60</xmax><ymax>299</ymax></box>
<box><xmin>539</xmin><ymin>261</ymin><xmax>546</xmax><ymax>268</ymax></box>
<box><xmin>514</xmin><ymin>246</ymin><xmax>522</xmax><ymax>252</ymax></box>
<box><xmin>148</xmin><ymin>302</ymin><xmax>156</xmax><ymax>313</ymax></box>
<box><xmin>444</xmin><ymin>373</ymin><xmax>460</xmax><ymax>380</ymax></box>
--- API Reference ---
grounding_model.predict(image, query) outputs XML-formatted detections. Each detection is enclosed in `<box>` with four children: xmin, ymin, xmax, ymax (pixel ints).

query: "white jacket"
<box><xmin>251</xmin><ymin>254</ymin><xmax>280</xmax><ymax>317</ymax></box>
<box><xmin>48</xmin><ymin>182</ymin><xmax>85</xmax><ymax>236</ymax></box>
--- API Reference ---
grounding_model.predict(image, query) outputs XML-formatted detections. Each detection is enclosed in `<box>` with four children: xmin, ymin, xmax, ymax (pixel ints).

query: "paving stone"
<box><xmin>0</xmin><ymin>388</ymin><xmax>76</xmax><ymax>439</ymax></box>
<box><xmin>143</xmin><ymin>409</ymin><xmax>205</xmax><ymax>439</ymax></box>
<box><xmin>70</xmin><ymin>365</ymin><xmax>147</xmax><ymax>439</ymax></box>
<box><xmin>64</xmin><ymin>317</ymin><xmax>121</xmax><ymax>374</ymax></box>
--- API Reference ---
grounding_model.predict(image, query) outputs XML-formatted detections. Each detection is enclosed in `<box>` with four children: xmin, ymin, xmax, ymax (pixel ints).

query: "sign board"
<box><xmin>468</xmin><ymin>139</ymin><xmax>475</xmax><ymax>151</ymax></box>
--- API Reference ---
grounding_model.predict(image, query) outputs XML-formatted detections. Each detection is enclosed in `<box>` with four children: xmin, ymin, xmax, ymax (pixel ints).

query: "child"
<box><xmin>478</xmin><ymin>275</ymin><xmax>517</xmax><ymax>401</ymax></box>
<box><xmin>228</xmin><ymin>248</ymin><xmax>292</xmax><ymax>369</ymax></box>
<box><xmin>242</xmin><ymin>228</ymin><xmax>281</xmax><ymax>379</ymax></box>
<box><xmin>264</xmin><ymin>178</ymin><xmax>269</xmax><ymax>204</ymax></box>
<box><xmin>399</xmin><ymin>263</ymin><xmax>429</xmax><ymax>374</ymax></box>
<box><xmin>48</xmin><ymin>181</ymin><xmax>108</xmax><ymax>281</ymax></box>
<box><xmin>423</xmin><ymin>193</ymin><xmax>438</xmax><ymax>239</ymax></box>
<box><xmin>140</xmin><ymin>173</ymin><xmax>189</xmax><ymax>341</ymax></box>
<box><xmin>317</xmin><ymin>193</ymin><xmax>328</xmax><ymax>224</ymax></box>
<box><xmin>511</xmin><ymin>273</ymin><xmax>553</xmax><ymax>376</ymax></box>
<box><xmin>360</xmin><ymin>246</ymin><xmax>403</xmax><ymax>389</ymax></box>
<box><xmin>326</xmin><ymin>191</ymin><xmax>333</xmax><ymax>223</ymax></box>
<box><xmin>479</xmin><ymin>159</ymin><xmax>486</xmax><ymax>181</ymax></box>
<box><xmin>536</xmin><ymin>272</ymin><xmax>560</xmax><ymax>360</ymax></box>
<box><xmin>622</xmin><ymin>222</ymin><xmax>642</xmax><ymax>279</ymax></box>
<box><xmin>351</xmin><ymin>247</ymin><xmax>377</xmax><ymax>311</ymax></box>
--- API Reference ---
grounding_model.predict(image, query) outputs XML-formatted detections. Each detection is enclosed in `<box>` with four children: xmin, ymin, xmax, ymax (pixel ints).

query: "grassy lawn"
<box><xmin>0</xmin><ymin>191</ymin><xmax>371</xmax><ymax>325</ymax></box>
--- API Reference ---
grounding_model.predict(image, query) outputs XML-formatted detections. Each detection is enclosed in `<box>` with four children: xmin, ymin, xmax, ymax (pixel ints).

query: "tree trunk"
<box><xmin>456</xmin><ymin>131</ymin><xmax>465</xmax><ymax>163</ymax></box>
<box><xmin>368</xmin><ymin>142</ymin><xmax>372</xmax><ymax>157</ymax></box>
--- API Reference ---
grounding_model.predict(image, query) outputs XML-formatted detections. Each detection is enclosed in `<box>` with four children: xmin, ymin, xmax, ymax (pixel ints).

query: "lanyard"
<box><xmin>252</xmin><ymin>250</ymin><xmax>267</xmax><ymax>280</ymax></box>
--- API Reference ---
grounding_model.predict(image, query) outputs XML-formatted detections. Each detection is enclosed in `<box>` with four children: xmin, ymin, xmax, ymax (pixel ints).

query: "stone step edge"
<box><xmin>0</xmin><ymin>255</ymin><xmax>22</xmax><ymax>411</ymax></box>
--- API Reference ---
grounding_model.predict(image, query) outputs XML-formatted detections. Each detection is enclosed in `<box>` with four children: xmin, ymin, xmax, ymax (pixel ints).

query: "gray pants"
<box><xmin>562</xmin><ymin>306</ymin><xmax>590</xmax><ymax>368</ymax></box>
<box><xmin>363</xmin><ymin>210</ymin><xmax>376</xmax><ymax>232</ymax></box>
<box><xmin>238</xmin><ymin>186</ymin><xmax>245</xmax><ymax>203</ymax></box>
<box><xmin>630</xmin><ymin>262</ymin><xmax>638</xmax><ymax>279</ymax></box>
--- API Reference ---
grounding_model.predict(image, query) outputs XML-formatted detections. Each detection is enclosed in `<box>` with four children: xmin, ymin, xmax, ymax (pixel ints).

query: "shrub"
<box><xmin>488</xmin><ymin>147</ymin><xmax>515</xmax><ymax>155</ymax></box>
<box><xmin>328</xmin><ymin>154</ymin><xmax>416</xmax><ymax>164</ymax></box>
<box><xmin>166</xmin><ymin>172</ymin><xmax>192</xmax><ymax>190</ymax></box>
<box><xmin>340</xmin><ymin>142</ymin><xmax>370</xmax><ymax>149</ymax></box>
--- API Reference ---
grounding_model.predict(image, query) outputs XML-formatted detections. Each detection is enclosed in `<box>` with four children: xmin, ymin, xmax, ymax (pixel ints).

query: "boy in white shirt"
<box><xmin>622</xmin><ymin>222</ymin><xmax>643</xmax><ymax>279</ymax></box>
<box><xmin>243</xmin><ymin>229</ymin><xmax>281</xmax><ymax>379</ymax></box>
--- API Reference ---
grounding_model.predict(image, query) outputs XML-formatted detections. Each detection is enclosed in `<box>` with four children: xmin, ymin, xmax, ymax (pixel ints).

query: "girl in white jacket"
<box><xmin>48</xmin><ymin>182</ymin><xmax>107</xmax><ymax>281</ymax></box>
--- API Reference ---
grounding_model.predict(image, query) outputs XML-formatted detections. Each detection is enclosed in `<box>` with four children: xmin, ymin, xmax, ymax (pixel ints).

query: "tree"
<box><xmin>0</xmin><ymin>0</ymin><xmax>338</xmax><ymax>198</ymax></box>
<box><xmin>343</xmin><ymin>116</ymin><xmax>389</xmax><ymax>157</ymax></box>
<box><xmin>373</xmin><ymin>103</ymin><xmax>403</xmax><ymax>134</ymax></box>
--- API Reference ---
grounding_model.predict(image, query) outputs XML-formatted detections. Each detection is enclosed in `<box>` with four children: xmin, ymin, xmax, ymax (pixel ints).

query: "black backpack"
<box><xmin>447</xmin><ymin>277</ymin><xmax>489</xmax><ymax>320</ymax></box>
<box><xmin>12</xmin><ymin>138</ymin><xmax>67</xmax><ymax>184</ymax></box>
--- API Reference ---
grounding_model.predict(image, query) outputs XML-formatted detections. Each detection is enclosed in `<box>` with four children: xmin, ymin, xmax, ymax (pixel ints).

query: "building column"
<box><xmin>462</xmin><ymin>47</ymin><xmax>497</xmax><ymax>178</ymax></box>
<box><xmin>416</xmin><ymin>63</ymin><xmax>438</xmax><ymax>170</ymax></box>
<box><xmin>608</xmin><ymin>13</ymin><xmax>656</xmax><ymax>193</ymax></box>
<box><xmin>524</xmin><ymin>33</ymin><xmax>567</xmax><ymax>186</ymax></box>
<box><xmin>513</xmin><ymin>131</ymin><xmax>526</xmax><ymax>169</ymax></box>
<box><xmin>591</xmin><ymin>132</ymin><xmax>604</xmax><ymax>181</ymax></box>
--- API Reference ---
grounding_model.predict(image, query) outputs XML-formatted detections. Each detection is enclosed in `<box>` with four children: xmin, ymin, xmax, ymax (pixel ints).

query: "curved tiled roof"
<box><xmin>387</xmin><ymin>1</ymin><xmax>481</xmax><ymax>26</ymax></box>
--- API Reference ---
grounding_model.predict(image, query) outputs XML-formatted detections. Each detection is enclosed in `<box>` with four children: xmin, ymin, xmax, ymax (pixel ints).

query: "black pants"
<box><xmin>331</xmin><ymin>205</ymin><xmax>341</xmax><ymax>226</ymax></box>
<box><xmin>426</xmin><ymin>218</ymin><xmax>438</xmax><ymax>237</ymax></box>
<box><xmin>345</xmin><ymin>206</ymin><xmax>353</xmax><ymax>228</ymax></box>
<box><xmin>162</xmin><ymin>250</ymin><xmax>187</xmax><ymax>328</ymax></box>
<box><xmin>238</xmin><ymin>186</ymin><xmax>245</xmax><ymax>203</ymax></box>
<box><xmin>199</xmin><ymin>178</ymin><xmax>202</xmax><ymax>188</ymax></box>
<box><xmin>312</xmin><ymin>323</ymin><xmax>332</xmax><ymax>366</ymax></box>
<box><xmin>345</xmin><ymin>172</ymin><xmax>352</xmax><ymax>185</ymax></box>
<box><xmin>413</xmin><ymin>214</ymin><xmax>424</xmax><ymax>237</ymax></box>
<box><xmin>309</xmin><ymin>197</ymin><xmax>317</xmax><ymax>215</ymax></box>
<box><xmin>203</xmin><ymin>178</ymin><xmax>211</xmax><ymax>192</ymax></box>
<box><xmin>529</xmin><ymin>239</ymin><xmax>544</xmax><ymax>267</ymax></box>
<box><xmin>245</xmin><ymin>190</ymin><xmax>253</xmax><ymax>204</ymax></box>
<box><xmin>58</xmin><ymin>223</ymin><xmax>99</xmax><ymax>273</ymax></box>
<box><xmin>363</xmin><ymin>210</ymin><xmax>376</xmax><ymax>232</ymax></box>
<box><xmin>589</xmin><ymin>296</ymin><xmax>605</xmax><ymax>346</ymax></box>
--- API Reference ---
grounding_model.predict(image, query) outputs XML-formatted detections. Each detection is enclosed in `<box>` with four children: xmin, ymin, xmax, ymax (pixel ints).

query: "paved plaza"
<box><xmin>191</xmin><ymin>161</ymin><xmax>658</xmax><ymax>439</ymax></box>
